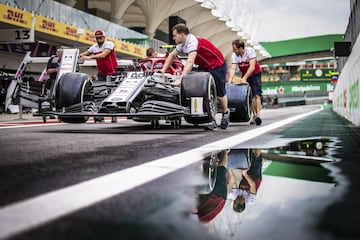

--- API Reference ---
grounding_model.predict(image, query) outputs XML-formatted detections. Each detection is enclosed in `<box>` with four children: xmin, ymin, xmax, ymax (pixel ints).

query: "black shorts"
<box><xmin>248</xmin><ymin>73</ymin><xmax>262</xmax><ymax>97</ymax></box>
<box><xmin>98</xmin><ymin>73</ymin><xmax>117</xmax><ymax>82</ymax></box>
<box><xmin>211</xmin><ymin>166</ymin><xmax>228</xmax><ymax>199</ymax></box>
<box><xmin>97</xmin><ymin>73</ymin><xmax>107</xmax><ymax>81</ymax></box>
<box><xmin>207</xmin><ymin>62</ymin><xmax>227</xmax><ymax>97</ymax></box>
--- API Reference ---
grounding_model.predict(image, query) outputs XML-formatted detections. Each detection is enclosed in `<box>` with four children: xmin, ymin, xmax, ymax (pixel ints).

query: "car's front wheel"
<box><xmin>181</xmin><ymin>72</ymin><xmax>217</xmax><ymax>125</ymax></box>
<box><xmin>55</xmin><ymin>72</ymin><xmax>92</xmax><ymax>123</ymax></box>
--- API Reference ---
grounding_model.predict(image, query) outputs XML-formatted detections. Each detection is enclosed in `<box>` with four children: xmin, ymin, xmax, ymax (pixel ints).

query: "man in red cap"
<box><xmin>80</xmin><ymin>29</ymin><xmax>118</xmax><ymax>82</ymax></box>
<box><xmin>80</xmin><ymin>30</ymin><xmax>118</xmax><ymax>122</ymax></box>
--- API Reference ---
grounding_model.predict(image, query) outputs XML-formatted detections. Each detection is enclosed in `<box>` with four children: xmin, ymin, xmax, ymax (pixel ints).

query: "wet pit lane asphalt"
<box><xmin>0</xmin><ymin>105</ymin><xmax>359</xmax><ymax>240</ymax></box>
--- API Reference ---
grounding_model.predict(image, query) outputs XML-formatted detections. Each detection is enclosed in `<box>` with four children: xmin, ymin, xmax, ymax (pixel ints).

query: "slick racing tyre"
<box><xmin>181</xmin><ymin>72</ymin><xmax>217</xmax><ymax>125</ymax></box>
<box><xmin>55</xmin><ymin>72</ymin><xmax>92</xmax><ymax>123</ymax></box>
<box><xmin>226</xmin><ymin>83</ymin><xmax>252</xmax><ymax>122</ymax></box>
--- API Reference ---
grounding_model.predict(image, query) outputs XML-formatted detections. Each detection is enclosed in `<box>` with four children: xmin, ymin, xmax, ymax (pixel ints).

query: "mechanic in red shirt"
<box><xmin>80</xmin><ymin>29</ymin><xmax>118</xmax><ymax>81</ymax></box>
<box><xmin>160</xmin><ymin>23</ymin><xmax>230</xmax><ymax>130</ymax></box>
<box><xmin>228</xmin><ymin>149</ymin><xmax>262</xmax><ymax>212</ymax></box>
<box><xmin>228</xmin><ymin>39</ymin><xmax>262</xmax><ymax>125</ymax></box>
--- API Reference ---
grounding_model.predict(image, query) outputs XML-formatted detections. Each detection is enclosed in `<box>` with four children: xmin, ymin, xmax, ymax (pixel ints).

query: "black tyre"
<box><xmin>181</xmin><ymin>72</ymin><xmax>217</xmax><ymax>125</ymax></box>
<box><xmin>55</xmin><ymin>72</ymin><xmax>92</xmax><ymax>123</ymax></box>
<box><xmin>226</xmin><ymin>83</ymin><xmax>252</xmax><ymax>122</ymax></box>
<box><xmin>58</xmin><ymin>116</ymin><xmax>90</xmax><ymax>123</ymax></box>
<box><xmin>201</xmin><ymin>152</ymin><xmax>218</xmax><ymax>193</ymax></box>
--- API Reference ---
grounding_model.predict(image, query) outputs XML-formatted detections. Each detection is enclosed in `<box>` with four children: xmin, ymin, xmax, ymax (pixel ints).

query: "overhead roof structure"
<box><xmin>57</xmin><ymin>0</ymin><xmax>271</xmax><ymax>61</ymax></box>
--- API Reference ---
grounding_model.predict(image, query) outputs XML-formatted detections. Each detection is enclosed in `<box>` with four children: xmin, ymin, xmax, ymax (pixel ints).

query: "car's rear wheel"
<box><xmin>181</xmin><ymin>72</ymin><xmax>217</xmax><ymax>125</ymax></box>
<box><xmin>226</xmin><ymin>83</ymin><xmax>252</xmax><ymax>122</ymax></box>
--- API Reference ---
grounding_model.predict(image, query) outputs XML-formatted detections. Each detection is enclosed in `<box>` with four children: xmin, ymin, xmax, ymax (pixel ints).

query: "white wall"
<box><xmin>332</xmin><ymin>34</ymin><xmax>360</xmax><ymax>126</ymax></box>
<box><xmin>0</xmin><ymin>52</ymin><xmax>45</xmax><ymax>73</ymax></box>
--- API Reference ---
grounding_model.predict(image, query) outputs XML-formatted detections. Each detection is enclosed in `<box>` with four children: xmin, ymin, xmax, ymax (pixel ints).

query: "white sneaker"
<box><xmin>250</xmin><ymin>117</ymin><xmax>256</xmax><ymax>124</ymax></box>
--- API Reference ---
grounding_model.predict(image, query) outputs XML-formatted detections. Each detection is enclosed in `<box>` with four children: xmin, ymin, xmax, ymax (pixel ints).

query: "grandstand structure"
<box><xmin>257</xmin><ymin>35</ymin><xmax>344</xmax><ymax>106</ymax></box>
<box><xmin>0</xmin><ymin>0</ymin><xmax>269</xmax><ymax>67</ymax></box>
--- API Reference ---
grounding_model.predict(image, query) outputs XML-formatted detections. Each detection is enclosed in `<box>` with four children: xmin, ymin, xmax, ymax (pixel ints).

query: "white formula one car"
<box><xmin>20</xmin><ymin>48</ymin><xmax>252</xmax><ymax>128</ymax></box>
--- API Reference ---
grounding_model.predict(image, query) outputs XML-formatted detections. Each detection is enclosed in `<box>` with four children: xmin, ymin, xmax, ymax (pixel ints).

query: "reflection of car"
<box><xmin>261</xmin><ymin>137</ymin><xmax>335</xmax><ymax>165</ymax></box>
<box><xmin>44</xmin><ymin>53</ymin><xmax>252</xmax><ymax>128</ymax></box>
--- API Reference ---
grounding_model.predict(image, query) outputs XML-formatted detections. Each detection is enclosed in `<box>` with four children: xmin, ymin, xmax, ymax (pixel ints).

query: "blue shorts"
<box><xmin>248</xmin><ymin>73</ymin><xmax>262</xmax><ymax>97</ymax></box>
<box><xmin>248</xmin><ymin>155</ymin><xmax>262</xmax><ymax>179</ymax></box>
<box><xmin>97</xmin><ymin>73</ymin><xmax>107</xmax><ymax>81</ymax></box>
<box><xmin>207</xmin><ymin>62</ymin><xmax>227</xmax><ymax>97</ymax></box>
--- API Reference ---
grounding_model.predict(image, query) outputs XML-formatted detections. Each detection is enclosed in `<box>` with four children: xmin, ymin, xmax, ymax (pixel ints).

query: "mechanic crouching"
<box><xmin>160</xmin><ymin>23</ymin><xmax>230</xmax><ymax>130</ymax></box>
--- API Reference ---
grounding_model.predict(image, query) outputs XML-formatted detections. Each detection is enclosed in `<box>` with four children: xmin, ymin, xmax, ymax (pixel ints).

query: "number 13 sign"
<box><xmin>0</xmin><ymin>28</ymin><xmax>34</xmax><ymax>43</ymax></box>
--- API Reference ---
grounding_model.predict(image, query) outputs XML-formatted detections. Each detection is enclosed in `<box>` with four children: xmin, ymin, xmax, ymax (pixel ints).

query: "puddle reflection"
<box><xmin>188</xmin><ymin>137</ymin><xmax>340</xmax><ymax>239</ymax></box>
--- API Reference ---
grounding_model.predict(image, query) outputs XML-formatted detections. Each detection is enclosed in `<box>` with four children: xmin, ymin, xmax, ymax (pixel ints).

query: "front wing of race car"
<box><xmin>45</xmin><ymin>100</ymin><xmax>191</xmax><ymax>120</ymax></box>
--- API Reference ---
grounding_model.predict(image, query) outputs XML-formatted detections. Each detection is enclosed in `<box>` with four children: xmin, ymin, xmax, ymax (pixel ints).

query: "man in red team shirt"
<box><xmin>80</xmin><ymin>29</ymin><xmax>118</xmax><ymax>82</ymax></box>
<box><xmin>160</xmin><ymin>23</ymin><xmax>230</xmax><ymax>130</ymax></box>
<box><xmin>80</xmin><ymin>30</ymin><xmax>118</xmax><ymax>122</ymax></box>
<box><xmin>228</xmin><ymin>39</ymin><xmax>262</xmax><ymax>125</ymax></box>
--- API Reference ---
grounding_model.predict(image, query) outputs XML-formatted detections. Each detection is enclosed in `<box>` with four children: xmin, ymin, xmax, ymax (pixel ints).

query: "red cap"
<box><xmin>95</xmin><ymin>29</ymin><xmax>105</xmax><ymax>37</ymax></box>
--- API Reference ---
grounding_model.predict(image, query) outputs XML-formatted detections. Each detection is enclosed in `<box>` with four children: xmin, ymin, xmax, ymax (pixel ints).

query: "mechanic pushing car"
<box><xmin>228</xmin><ymin>39</ymin><xmax>263</xmax><ymax>126</ymax></box>
<box><xmin>160</xmin><ymin>23</ymin><xmax>230</xmax><ymax>130</ymax></box>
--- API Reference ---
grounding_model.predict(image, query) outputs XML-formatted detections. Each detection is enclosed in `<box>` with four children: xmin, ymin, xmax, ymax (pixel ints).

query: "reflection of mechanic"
<box><xmin>228</xmin><ymin>39</ymin><xmax>263</xmax><ymax>126</ymax></box>
<box><xmin>193</xmin><ymin>149</ymin><xmax>228</xmax><ymax>223</ymax></box>
<box><xmin>160</xmin><ymin>23</ymin><xmax>230</xmax><ymax>130</ymax></box>
<box><xmin>228</xmin><ymin>149</ymin><xmax>262</xmax><ymax>213</ymax></box>
<box><xmin>80</xmin><ymin>29</ymin><xmax>118</xmax><ymax>81</ymax></box>
<box><xmin>46</xmin><ymin>48</ymin><xmax>62</xmax><ymax>89</ymax></box>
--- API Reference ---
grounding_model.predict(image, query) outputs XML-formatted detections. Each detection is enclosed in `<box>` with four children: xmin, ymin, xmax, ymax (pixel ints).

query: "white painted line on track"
<box><xmin>0</xmin><ymin>117</ymin><xmax>126</xmax><ymax>129</ymax></box>
<box><xmin>0</xmin><ymin>123</ymin><xmax>64</xmax><ymax>129</ymax></box>
<box><xmin>0</xmin><ymin>106</ymin><xmax>323</xmax><ymax>239</ymax></box>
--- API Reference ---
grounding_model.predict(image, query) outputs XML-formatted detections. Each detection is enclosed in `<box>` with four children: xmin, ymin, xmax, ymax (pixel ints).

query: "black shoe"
<box><xmin>255</xmin><ymin>116</ymin><xmax>262</xmax><ymax>125</ymax></box>
<box><xmin>220</xmin><ymin>110</ymin><xmax>230</xmax><ymax>129</ymax></box>
<box><xmin>204</xmin><ymin>121</ymin><xmax>218</xmax><ymax>130</ymax></box>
